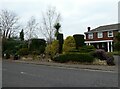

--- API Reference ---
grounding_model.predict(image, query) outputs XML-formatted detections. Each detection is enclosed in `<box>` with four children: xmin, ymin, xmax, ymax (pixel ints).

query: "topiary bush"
<box><xmin>53</xmin><ymin>53</ymin><xmax>94</xmax><ymax>63</ymax></box>
<box><xmin>57</xmin><ymin>33</ymin><xmax>64</xmax><ymax>53</ymax></box>
<box><xmin>73</xmin><ymin>34</ymin><xmax>85</xmax><ymax>49</ymax></box>
<box><xmin>29</xmin><ymin>39</ymin><xmax>46</xmax><ymax>54</ymax></box>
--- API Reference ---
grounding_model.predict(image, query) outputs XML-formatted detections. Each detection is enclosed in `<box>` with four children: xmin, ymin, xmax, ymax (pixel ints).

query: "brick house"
<box><xmin>84</xmin><ymin>23</ymin><xmax>120</xmax><ymax>52</ymax></box>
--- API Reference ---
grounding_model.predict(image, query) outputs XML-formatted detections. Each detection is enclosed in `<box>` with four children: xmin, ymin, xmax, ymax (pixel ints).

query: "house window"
<box><xmin>88</xmin><ymin>33</ymin><xmax>93</xmax><ymax>39</ymax></box>
<box><xmin>108</xmin><ymin>31</ymin><xmax>113</xmax><ymax>37</ymax></box>
<box><xmin>97</xmin><ymin>32</ymin><xmax>103</xmax><ymax>38</ymax></box>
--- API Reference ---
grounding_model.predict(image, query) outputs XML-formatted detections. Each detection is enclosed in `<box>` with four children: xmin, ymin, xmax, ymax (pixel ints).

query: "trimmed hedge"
<box><xmin>18</xmin><ymin>48</ymin><xmax>29</xmax><ymax>56</ymax></box>
<box><xmin>73</xmin><ymin>34</ymin><xmax>85</xmax><ymax>49</ymax></box>
<box><xmin>53</xmin><ymin>53</ymin><xmax>94</xmax><ymax>63</ymax></box>
<box><xmin>79</xmin><ymin>45</ymin><xmax>96</xmax><ymax>53</ymax></box>
<box><xmin>29</xmin><ymin>39</ymin><xmax>46</xmax><ymax>54</ymax></box>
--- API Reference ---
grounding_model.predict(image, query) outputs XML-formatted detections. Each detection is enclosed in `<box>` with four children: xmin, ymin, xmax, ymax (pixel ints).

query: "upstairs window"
<box><xmin>108</xmin><ymin>31</ymin><xmax>113</xmax><ymax>37</ymax></box>
<box><xmin>97</xmin><ymin>32</ymin><xmax>103</xmax><ymax>38</ymax></box>
<box><xmin>88</xmin><ymin>33</ymin><xmax>93</xmax><ymax>39</ymax></box>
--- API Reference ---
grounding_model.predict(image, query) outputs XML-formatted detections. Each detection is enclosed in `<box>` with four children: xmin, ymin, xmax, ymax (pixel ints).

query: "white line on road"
<box><xmin>20</xmin><ymin>71</ymin><xmax>41</xmax><ymax>78</ymax></box>
<box><xmin>20</xmin><ymin>72</ymin><xmax>27</xmax><ymax>74</ymax></box>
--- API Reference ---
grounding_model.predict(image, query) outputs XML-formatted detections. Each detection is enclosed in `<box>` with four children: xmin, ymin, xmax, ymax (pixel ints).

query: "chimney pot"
<box><xmin>88</xmin><ymin>27</ymin><xmax>91</xmax><ymax>32</ymax></box>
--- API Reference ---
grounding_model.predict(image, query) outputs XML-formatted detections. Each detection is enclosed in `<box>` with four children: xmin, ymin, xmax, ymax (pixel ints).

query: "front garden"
<box><xmin>3</xmin><ymin>33</ymin><xmax>120</xmax><ymax>66</ymax></box>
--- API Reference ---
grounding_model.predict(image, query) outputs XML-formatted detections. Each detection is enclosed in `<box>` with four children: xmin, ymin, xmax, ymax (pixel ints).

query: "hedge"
<box><xmin>17</xmin><ymin>48</ymin><xmax>29</xmax><ymax>56</ymax></box>
<box><xmin>73</xmin><ymin>34</ymin><xmax>85</xmax><ymax>49</ymax></box>
<box><xmin>53</xmin><ymin>53</ymin><xmax>94</xmax><ymax>63</ymax></box>
<box><xmin>29</xmin><ymin>39</ymin><xmax>46</xmax><ymax>54</ymax></box>
<box><xmin>78</xmin><ymin>45</ymin><xmax>96</xmax><ymax>53</ymax></box>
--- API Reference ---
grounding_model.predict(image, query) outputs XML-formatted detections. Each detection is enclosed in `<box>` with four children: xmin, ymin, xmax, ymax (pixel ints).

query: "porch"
<box><xmin>85</xmin><ymin>40</ymin><xmax>113</xmax><ymax>52</ymax></box>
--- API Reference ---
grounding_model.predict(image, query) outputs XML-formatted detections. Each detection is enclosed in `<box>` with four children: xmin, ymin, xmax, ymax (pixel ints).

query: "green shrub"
<box><xmin>78</xmin><ymin>45</ymin><xmax>96</xmax><ymax>53</ymax></box>
<box><xmin>53</xmin><ymin>53</ymin><xmax>94</xmax><ymax>63</ymax></box>
<box><xmin>114</xmin><ymin>42</ymin><xmax>120</xmax><ymax>51</ymax></box>
<box><xmin>29</xmin><ymin>39</ymin><xmax>46</xmax><ymax>54</ymax></box>
<box><xmin>114</xmin><ymin>33</ymin><xmax>120</xmax><ymax>52</ymax></box>
<box><xmin>2</xmin><ymin>38</ymin><xmax>23</xmax><ymax>55</ymax></box>
<box><xmin>45</xmin><ymin>40</ymin><xmax>59</xmax><ymax>57</ymax></box>
<box><xmin>3</xmin><ymin>50</ymin><xmax>11</xmax><ymax>59</ymax></box>
<box><xmin>63</xmin><ymin>36</ymin><xmax>76</xmax><ymax>53</ymax></box>
<box><xmin>18</xmin><ymin>48</ymin><xmax>29</xmax><ymax>56</ymax></box>
<box><xmin>53</xmin><ymin>54</ymin><xmax>70</xmax><ymax>63</ymax></box>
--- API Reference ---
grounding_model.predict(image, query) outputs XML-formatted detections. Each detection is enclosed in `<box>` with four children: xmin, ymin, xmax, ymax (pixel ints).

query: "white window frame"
<box><xmin>88</xmin><ymin>33</ymin><xmax>93</xmax><ymax>39</ymax></box>
<box><xmin>97</xmin><ymin>32</ymin><xmax>103</xmax><ymax>38</ymax></box>
<box><xmin>108</xmin><ymin>31</ymin><xmax>113</xmax><ymax>37</ymax></box>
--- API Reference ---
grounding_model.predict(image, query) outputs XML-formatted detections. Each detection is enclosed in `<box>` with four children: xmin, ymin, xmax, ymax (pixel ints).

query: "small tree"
<box><xmin>63</xmin><ymin>36</ymin><xmax>76</xmax><ymax>53</ymax></box>
<box><xmin>45</xmin><ymin>40</ymin><xmax>59</xmax><ymax>58</ymax></box>
<box><xmin>20</xmin><ymin>29</ymin><xmax>24</xmax><ymax>41</ymax></box>
<box><xmin>54</xmin><ymin>22</ymin><xmax>61</xmax><ymax>38</ymax></box>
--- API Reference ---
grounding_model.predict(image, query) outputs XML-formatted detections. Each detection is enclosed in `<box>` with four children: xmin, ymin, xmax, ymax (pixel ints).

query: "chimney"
<box><xmin>88</xmin><ymin>27</ymin><xmax>91</xmax><ymax>32</ymax></box>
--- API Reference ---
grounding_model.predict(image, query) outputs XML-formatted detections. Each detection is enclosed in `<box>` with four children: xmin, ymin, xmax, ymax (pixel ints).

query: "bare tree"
<box><xmin>25</xmin><ymin>16</ymin><xmax>38</xmax><ymax>48</ymax></box>
<box><xmin>26</xmin><ymin>16</ymin><xmax>38</xmax><ymax>39</ymax></box>
<box><xmin>40</xmin><ymin>6</ymin><xmax>61</xmax><ymax>44</ymax></box>
<box><xmin>0</xmin><ymin>9</ymin><xmax>19</xmax><ymax>39</ymax></box>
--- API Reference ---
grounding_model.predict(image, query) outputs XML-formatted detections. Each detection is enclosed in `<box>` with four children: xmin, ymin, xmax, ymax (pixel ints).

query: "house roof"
<box><xmin>85</xmin><ymin>23</ymin><xmax>120</xmax><ymax>33</ymax></box>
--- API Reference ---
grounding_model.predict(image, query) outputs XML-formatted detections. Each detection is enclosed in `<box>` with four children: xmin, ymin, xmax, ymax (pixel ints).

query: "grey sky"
<box><xmin>0</xmin><ymin>0</ymin><xmax>119</xmax><ymax>38</ymax></box>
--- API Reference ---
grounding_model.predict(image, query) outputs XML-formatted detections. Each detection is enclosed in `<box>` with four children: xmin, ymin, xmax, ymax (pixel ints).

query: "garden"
<box><xmin>1</xmin><ymin>9</ymin><xmax>119</xmax><ymax>66</ymax></box>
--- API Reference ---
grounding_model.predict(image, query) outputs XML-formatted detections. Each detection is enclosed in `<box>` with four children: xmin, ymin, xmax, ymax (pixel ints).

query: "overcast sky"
<box><xmin>0</xmin><ymin>0</ymin><xmax>119</xmax><ymax>38</ymax></box>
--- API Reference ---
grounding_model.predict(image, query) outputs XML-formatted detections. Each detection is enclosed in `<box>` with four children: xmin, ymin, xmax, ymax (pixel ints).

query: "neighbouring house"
<box><xmin>84</xmin><ymin>23</ymin><xmax>120</xmax><ymax>52</ymax></box>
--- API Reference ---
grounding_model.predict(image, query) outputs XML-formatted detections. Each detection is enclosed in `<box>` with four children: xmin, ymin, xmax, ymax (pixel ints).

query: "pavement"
<box><xmin>9</xmin><ymin>56</ymin><xmax>118</xmax><ymax>72</ymax></box>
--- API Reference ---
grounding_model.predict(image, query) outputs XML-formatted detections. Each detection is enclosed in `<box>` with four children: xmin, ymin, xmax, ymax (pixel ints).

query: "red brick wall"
<box><xmin>85</xmin><ymin>30</ymin><xmax>118</xmax><ymax>41</ymax></box>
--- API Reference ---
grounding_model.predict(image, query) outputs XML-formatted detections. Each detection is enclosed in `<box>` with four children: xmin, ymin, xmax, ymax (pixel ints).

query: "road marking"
<box><xmin>20</xmin><ymin>72</ymin><xmax>27</xmax><ymax>74</ymax></box>
<box><xmin>20</xmin><ymin>71</ymin><xmax>41</xmax><ymax>78</ymax></box>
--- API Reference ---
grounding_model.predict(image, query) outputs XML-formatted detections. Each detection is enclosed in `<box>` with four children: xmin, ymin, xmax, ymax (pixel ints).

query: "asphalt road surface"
<box><xmin>2</xmin><ymin>61</ymin><xmax>118</xmax><ymax>87</ymax></box>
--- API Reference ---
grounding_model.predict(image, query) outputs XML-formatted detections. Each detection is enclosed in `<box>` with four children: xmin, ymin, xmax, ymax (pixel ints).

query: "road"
<box><xmin>2</xmin><ymin>61</ymin><xmax>118</xmax><ymax>87</ymax></box>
